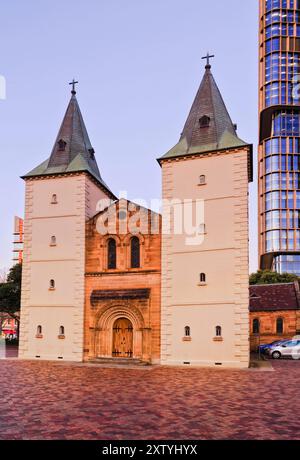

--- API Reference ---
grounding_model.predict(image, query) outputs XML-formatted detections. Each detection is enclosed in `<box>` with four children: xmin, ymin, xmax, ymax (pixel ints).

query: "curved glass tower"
<box><xmin>259</xmin><ymin>0</ymin><xmax>300</xmax><ymax>274</ymax></box>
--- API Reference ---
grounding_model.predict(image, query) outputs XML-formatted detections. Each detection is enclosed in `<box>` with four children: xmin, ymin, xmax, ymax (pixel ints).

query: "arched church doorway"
<box><xmin>112</xmin><ymin>318</ymin><xmax>133</xmax><ymax>358</ymax></box>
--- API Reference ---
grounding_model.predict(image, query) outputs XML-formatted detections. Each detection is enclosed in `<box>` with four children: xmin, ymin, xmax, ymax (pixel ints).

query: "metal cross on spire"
<box><xmin>69</xmin><ymin>79</ymin><xmax>79</xmax><ymax>95</ymax></box>
<box><xmin>201</xmin><ymin>52</ymin><xmax>215</xmax><ymax>69</ymax></box>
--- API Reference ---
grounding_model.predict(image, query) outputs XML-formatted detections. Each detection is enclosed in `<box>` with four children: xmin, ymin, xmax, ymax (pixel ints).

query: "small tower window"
<box><xmin>51</xmin><ymin>194</ymin><xmax>58</xmax><ymax>204</ymax></box>
<box><xmin>253</xmin><ymin>318</ymin><xmax>260</xmax><ymax>334</ymax></box>
<box><xmin>36</xmin><ymin>325</ymin><xmax>43</xmax><ymax>338</ymax></box>
<box><xmin>185</xmin><ymin>326</ymin><xmax>191</xmax><ymax>337</ymax></box>
<box><xmin>49</xmin><ymin>279</ymin><xmax>55</xmax><ymax>290</ymax></box>
<box><xmin>107</xmin><ymin>238</ymin><xmax>117</xmax><ymax>270</ymax></box>
<box><xmin>58</xmin><ymin>326</ymin><xmax>65</xmax><ymax>339</ymax></box>
<box><xmin>50</xmin><ymin>236</ymin><xmax>57</xmax><ymax>246</ymax></box>
<box><xmin>58</xmin><ymin>139</ymin><xmax>67</xmax><ymax>151</ymax></box>
<box><xmin>200</xmin><ymin>273</ymin><xmax>206</xmax><ymax>284</ymax></box>
<box><xmin>276</xmin><ymin>317</ymin><xmax>284</xmax><ymax>334</ymax></box>
<box><xmin>216</xmin><ymin>326</ymin><xmax>222</xmax><ymax>337</ymax></box>
<box><xmin>131</xmin><ymin>236</ymin><xmax>140</xmax><ymax>269</ymax></box>
<box><xmin>199</xmin><ymin>175</ymin><xmax>206</xmax><ymax>186</ymax></box>
<box><xmin>199</xmin><ymin>115</ymin><xmax>211</xmax><ymax>128</ymax></box>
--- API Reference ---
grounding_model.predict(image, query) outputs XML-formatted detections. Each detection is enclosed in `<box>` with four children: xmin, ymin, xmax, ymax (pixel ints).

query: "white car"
<box><xmin>268</xmin><ymin>339</ymin><xmax>300</xmax><ymax>360</ymax></box>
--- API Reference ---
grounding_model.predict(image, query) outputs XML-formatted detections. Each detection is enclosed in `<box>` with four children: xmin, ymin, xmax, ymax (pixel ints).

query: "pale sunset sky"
<box><xmin>0</xmin><ymin>0</ymin><xmax>259</xmax><ymax>273</ymax></box>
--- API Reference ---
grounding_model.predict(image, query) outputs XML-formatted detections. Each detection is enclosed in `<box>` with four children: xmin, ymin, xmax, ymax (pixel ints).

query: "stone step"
<box><xmin>89</xmin><ymin>357</ymin><xmax>150</xmax><ymax>366</ymax></box>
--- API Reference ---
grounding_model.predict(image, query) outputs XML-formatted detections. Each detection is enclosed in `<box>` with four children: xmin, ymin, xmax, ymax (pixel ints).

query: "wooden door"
<box><xmin>112</xmin><ymin>318</ymin><xmax>133</xmax><ymax>358</ymax></box>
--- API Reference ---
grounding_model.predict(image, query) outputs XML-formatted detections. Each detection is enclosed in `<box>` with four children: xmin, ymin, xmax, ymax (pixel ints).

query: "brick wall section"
<box><xmin>250</xmin><ymin>310</ymin><xmax>298</xmax><ymax>351</ymax></box>
<box><xmin>297</xmin><ymin>311</ymin><xmax>300</xmax><ymax>335</ymax></box>
<box><xmin>84</xmin><ymin>200</ymin><xmax>161</xmax><ymax>363</ymax></box>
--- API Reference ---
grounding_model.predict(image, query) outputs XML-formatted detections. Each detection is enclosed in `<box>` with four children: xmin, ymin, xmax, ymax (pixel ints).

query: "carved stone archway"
<box><xmin>92</xmin><ymin>302</ymin><xmax>150</xmax><ymax>361</ymax></box>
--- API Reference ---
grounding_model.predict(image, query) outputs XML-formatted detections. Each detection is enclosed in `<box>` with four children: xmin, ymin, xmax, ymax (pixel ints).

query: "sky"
<box><xmin>0</xmin><ymin>0</ymin><xmax>259</xmax><ymax>273</ymax></box>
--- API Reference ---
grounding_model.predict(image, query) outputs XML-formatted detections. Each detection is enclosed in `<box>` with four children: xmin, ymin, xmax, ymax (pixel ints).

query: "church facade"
<box><xmin>84</xmin><ymin>199</ymin><xmax>161</xmax><ymax>363</ymax></box>
<box><xmin>19</xmin><ymin>62</ymin><xmax>252</xmax><ymax>367</ymax></box>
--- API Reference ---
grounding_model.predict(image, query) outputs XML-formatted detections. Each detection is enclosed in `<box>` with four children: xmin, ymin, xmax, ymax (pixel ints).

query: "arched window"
<box><xmin>37</xmin><ymin>325</ymin><xmax>42</xmax><ymax>335</ymax></box>
<box><xmin>49</xmin><ymin>279</ymin><xmax>55</xmax><ymax>290</ymax></box>
<box><xmin>199</xmin><ymin>175</ymin><xmax>206</xmax><ymax>185</ymax></box>
<box><xmin>253</xmin><ymin>318</ymin><xmax>260</xmax><ymax>334</ymax></box>
<box><xmin>131</xmin><ymin>237</ymin><xmax>140</xmax><ymax>268</ymax></box>
<box><xmin>200</xmin><ymin>273</ymin><xmax>206</xmax><ymax>284</ymax></box>
<box><xmin>216</xmin><ymin>326</ymin><xmax>222</xmax><ymax>337</ymax></box>
<box><xmin>59</xmin><ymin>326</ymin><xmax>65</xmax><ymax>336</ymax></box>
<box><xmin>51</xmin><ymin>194</ymin><xmax>58</xmax><ymax>204</ymax></box>
<box><xmin>107</xmin><ymin>239</ymin><xmax>117</xmax><ymax>269</ymax></box>
<box><xmin>50</xmin><ymin>236</ymin><xmax>56</xmax><ymax>246</ymax></box>
<box><xmin>276</xmin><ymin>317</ymin><xmax>284</xmax><ymax>334</ymax></box>
<box><xmin>185</xmin><ymin>326</ymin><xmax>191</xmax><ymax>337</ymax></box>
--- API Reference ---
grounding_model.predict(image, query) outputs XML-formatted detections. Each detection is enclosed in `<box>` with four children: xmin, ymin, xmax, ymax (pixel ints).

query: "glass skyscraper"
<box><xmin>259</xmin><ymin>0</ymin><xmax>300</xmax><ymax>274</ymax></box>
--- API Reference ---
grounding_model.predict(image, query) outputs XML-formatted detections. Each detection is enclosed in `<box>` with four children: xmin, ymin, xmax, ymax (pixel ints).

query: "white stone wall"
<box><xmin>19</xmin><ymin>174</ymin><xmax>108</xmax><ymax>362</ymax></box>
<box><xmin>160</xmin><ymin>149</ymin><xmax>250</xmax><ymax>368</ymax></box>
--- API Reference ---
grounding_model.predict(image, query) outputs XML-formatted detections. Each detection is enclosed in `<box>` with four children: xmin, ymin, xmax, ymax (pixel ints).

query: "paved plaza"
<box><xmin>0</xmin><ymin>352</ymin><xmax>299</xmax><ymax>440</ymax></box>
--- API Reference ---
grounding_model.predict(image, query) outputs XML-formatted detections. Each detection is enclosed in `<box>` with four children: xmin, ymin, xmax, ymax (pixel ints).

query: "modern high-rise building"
<box><xmin>259</xmin><ymin>0</ymin><xmax>300</xmax><ymax>275</ymax></box>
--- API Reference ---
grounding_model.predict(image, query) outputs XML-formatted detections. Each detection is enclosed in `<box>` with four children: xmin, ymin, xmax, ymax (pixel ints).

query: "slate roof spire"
<box><xmin>23</xmin><ymin>84</ymin><xmax>115</xmax><ymax>199</ymax></box>
<box><xmin>158</xmin><ymin>58</ymin><xmax>251</xmax><ymax>162</ymax></box>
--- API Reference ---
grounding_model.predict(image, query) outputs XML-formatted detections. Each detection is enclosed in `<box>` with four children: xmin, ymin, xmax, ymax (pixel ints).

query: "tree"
<box><xmin>250</xmin><ymin>270</ymin><xmax>299</xmax><ymax>285</ymax></box>
<box><xmin>0</xmin><ymin>264</ymin><xmax>22</xmax><ymax>335</ymax></box>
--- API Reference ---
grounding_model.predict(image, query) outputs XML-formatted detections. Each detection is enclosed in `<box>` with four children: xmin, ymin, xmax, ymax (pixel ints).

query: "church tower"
<box><xmin>19</xmin><ymin>84</ymin><xmax>115</xmax><ymax>361</ymax></box>
<box><xmin>158</xmin><ymin>58</ymin><xmax>253</xmax><ymax>368</ymax></box>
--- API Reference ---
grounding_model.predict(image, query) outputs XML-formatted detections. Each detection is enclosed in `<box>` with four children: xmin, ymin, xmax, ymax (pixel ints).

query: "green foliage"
<box><xmin>6</xmin><ymin>263</ymin><xmax>22</xmax><ymax>285</ymax></box>
<box><xmin>249</xmin><ymin>270</ymin><xmax>299</xmax><ymax>285</ymax></box>
<box><xmin>0</xmin><ymin>263</ymin><xmax>22</xmax><ymax>318</ymax></box>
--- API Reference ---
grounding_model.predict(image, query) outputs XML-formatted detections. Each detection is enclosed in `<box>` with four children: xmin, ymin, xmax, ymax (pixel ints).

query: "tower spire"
<box><xmin>22</xmin><ymin>86</ymin><xmax>115</xmax><ymax>199</ymax></box>
<box><xmin>158</xmin><ymin>59</ymin><xmax>251</xmax><ymax>165</ymax></box>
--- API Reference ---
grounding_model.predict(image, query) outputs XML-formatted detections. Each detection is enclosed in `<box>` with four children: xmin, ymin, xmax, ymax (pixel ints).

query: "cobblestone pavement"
<box><xmin>0</xmin><ymin>358</ymin><xmax>299</xmax><ymax>440</ymax></box>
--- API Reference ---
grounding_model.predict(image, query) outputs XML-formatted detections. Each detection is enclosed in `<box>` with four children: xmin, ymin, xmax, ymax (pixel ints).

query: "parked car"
<box><xmin>258</xmin><ymin>340</ymin><xmax>289</xmax><ymax>355</ymax></box>
<box><xmin>267</xmin><ymin>339</ymin><xmax>300</xmax><ymax>359</ymax></box>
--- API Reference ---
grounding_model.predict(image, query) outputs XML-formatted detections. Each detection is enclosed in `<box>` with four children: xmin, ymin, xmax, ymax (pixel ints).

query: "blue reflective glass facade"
<box><xmin>259</xmin><ymin>0</ymin><xmax>300</xmax><ymax>275</ymax></box>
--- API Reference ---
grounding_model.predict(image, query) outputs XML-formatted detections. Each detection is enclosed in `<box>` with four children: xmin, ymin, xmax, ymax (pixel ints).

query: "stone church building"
<box><xmin>19</xmin><ymin>61</ymin><xmax>252</xmax><ymax>368</ymax></box>
<box><xmin>84</xmin><ymin>199</ymin><xmax>161</xmax><ymax>363</ymax></box>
